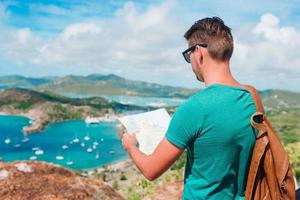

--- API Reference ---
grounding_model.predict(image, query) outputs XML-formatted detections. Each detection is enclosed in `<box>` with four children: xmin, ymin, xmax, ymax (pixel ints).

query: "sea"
<box><xmin>61</xmin><ymin>93</ymin><xmax>186</xmax><ymax>108</ymax></box>
<box><xmin>0</xmin><ymin>95</ymin><xmax>186</xmax><ymax>170</ymax></box>
<box><xmin>0</xmin><ymin>115</ymin><xmax>128</xmax><ymax>170</ymax></box>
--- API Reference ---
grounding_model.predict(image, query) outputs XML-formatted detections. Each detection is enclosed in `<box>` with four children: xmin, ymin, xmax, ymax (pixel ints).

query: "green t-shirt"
<box><xmin>165</xmin><ymin>84</ymin><xmax>257</xmax><ymax>200</ymax></box>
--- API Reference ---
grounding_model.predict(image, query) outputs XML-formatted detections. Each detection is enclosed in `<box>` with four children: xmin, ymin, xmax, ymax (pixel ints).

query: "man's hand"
<box><xmin>121</xmin><ymin>133</ymin><xmax>138</xmax><ymax>152</ymax></box>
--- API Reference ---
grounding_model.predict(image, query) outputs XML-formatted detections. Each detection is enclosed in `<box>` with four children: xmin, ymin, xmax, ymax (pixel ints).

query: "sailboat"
<box><xmin>22</xmin><ymin>134</ymin><xmax>30</xmax><ymax>143</ymax></box>
<box><xmin>66</xmin><ymin>156</ymin><xmax>74</xmax><ymax>166</ymax></box>
<box><xmin>56</xmin><ymin>150</ymin><xmax>64</xmax><ymax>160</ymax></box>
<box><xmin>95</xmin><ymin>151</ymin><xmax>100</xmax><ymax>159</ymax></box>
<box><xmin>84</xmin><ymin>132</ymin><xmax>90</xmax><ymax>141</ymax></box>
<box><xmin>87</xmin><ymin>145</ymin><xmax>93</xmax><ymax>153</ymax></box>
<box><xmin>35</xmin><ymin>149</ymin><xmax>44</xmax><ymax>155</ymax></box>
<box><xmin>72</xmin><ymin>132</ymin><xmax>80</xmax><ymax>143</ymax></box>
<box><xmin>4</xmin><ymin>138</ymin><xmax>11</xmax><ymax>144</ymax></box>
<box><xmin>109</xmin><ymin>150</ymin><xmax>115</xmax><ymax>155</ymax></box>
<box><xmin>29</xmin><ymin>156</ymin><xmax>37</xmax><ymax>160</ymax></box>
<box><xmin>93</xmin><ymin>141</ymin><xmax>99</xmax><ymax>146</ymax></box>
<box><xmin>66</xmin><ymin>161</ymin><xmax>74</xmax><ymax>166</ymax></box>
<box><xmin>56</xmin><ymin>155</ymin><xmax>64</xmax><ymax>160</ymax></box>
<box><xmin>32</xmin><ymin>147</ymin><xmax>39</xmax><ymax>151</ymax></box>
<box><xmin>13</xmin><ymin>143</ymin><xmax>21</xmax><ymax>148</ymax></box>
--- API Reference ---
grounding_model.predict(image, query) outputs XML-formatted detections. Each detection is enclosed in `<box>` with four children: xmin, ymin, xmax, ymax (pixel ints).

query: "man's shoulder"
<box><xmin>176</xmin><ymin>89</ymin><xmax>209</xmax><ymax>113</ymax></box>
<box><xmin>183</xmin><ymin>87</ymin><xmax>214</xmax><ymax>106</ymax></box>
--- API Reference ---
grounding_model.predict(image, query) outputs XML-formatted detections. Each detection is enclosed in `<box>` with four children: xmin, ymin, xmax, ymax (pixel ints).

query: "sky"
<box><xmin>0</xmin><ymin>0</ymin><xmax>300</xmax><ymax>92</ymax></box>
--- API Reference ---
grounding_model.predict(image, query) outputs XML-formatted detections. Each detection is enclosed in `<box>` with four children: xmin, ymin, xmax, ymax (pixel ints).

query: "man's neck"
<box><xmin>202</xmin><ymin>61</ymin><xmax>240</xmax><ymax>87</ymax></box>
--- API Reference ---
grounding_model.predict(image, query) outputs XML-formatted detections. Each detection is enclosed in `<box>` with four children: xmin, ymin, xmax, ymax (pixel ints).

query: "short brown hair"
<box><xmin>184</xmin><ymin>17</ymin><xmax>234</xmax><ymax>61</ymax></box>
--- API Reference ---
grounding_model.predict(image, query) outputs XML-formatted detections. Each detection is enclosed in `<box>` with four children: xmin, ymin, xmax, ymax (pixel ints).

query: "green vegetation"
<box><xmin>120</xmin><ymin>172</ymin><xmax>127</xmax><ymax>181</ymax></box>
<box><xmin>48</xmin><ymin>103</ymin><xmax>82</xmax><ymax>121</ymax></box>
<box><xmin>14</xmin><ymin>101</ymin><xmax>33</xmax><ymax>110</ymax></box>
<box><xmin>285</xmin><ymin>142</ymin><xmax>300</xmax><ymax>180</ymax></box>
<box><xmin>267</xmin><ymin>108</ymin><xmax>300</xmax><ymax>145</ymax></box>
<box><xmin>0</xmin><ymin>74</ymin><xmax>197</xmax><ymax>98</ymax></box>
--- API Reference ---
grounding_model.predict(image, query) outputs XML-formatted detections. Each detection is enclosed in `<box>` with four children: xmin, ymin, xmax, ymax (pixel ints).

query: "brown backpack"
<box><xmin>242</xmin><ymin>85</ymin><xmax>296</xmax><ymax>200</ymax></box>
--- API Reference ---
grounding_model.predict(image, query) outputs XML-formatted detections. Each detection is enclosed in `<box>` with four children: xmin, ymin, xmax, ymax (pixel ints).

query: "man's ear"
<box><xmin>195</xmin><ymin>46</ymin><xmax>203</xmax><ymax>64</ymax></box>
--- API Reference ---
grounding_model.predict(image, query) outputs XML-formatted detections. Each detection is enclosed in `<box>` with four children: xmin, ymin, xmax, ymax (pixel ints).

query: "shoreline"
<box><xmin>0</xmin><ymin>111</ymin><xmax>125</xmax><ymax>134</ymax></box>
<box><xmin>78</xmin><ymin>156</ymin><xmax>131</xmax><ymax>177</ymax></box>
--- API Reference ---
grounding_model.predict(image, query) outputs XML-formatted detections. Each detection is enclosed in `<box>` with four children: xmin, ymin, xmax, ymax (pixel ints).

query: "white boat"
<box><xmin>84</xmin><ymin>132</ymin><xmax>90</xmax><ymax>141</ymax></box>
<box><xmin>80</xmin><ymin>142</ymin><xmax>85</xmax><ymax>147</ymax></box>
<box><xmin>14</xmin><ymin>144</ymin><xmax>21</xmax><ymax>148</ymax></box>
<box><xmin>35</xmin><ymin>150</ymin><xmax>44</xmax><ymax>155</ymax></box>
<box><xmin>109</xmin><ymin>150</ymin><xmax>115</xmax><ymax>154</ymax></box>
<box><xmin>92</xmin><ymin>145</ymin><xmax>97</xmax><ymax>150</ymax></box>
<box><xmin>93</xmin><ymin>141</ymin><xmax>99</xmax><ymax>146</ymax></box>
<box><xmin>62</xmin><ymin>145</ymin><xmax>69</xmax><ymax>150</ymax></box>
<box><xmin>85</xmin><ymin>117</ymin><xmax>100</xmax><ymax>124</ymax></box>
<box><xmin>95</xmin><ymin>151</ymin><xmax>100</xmax><ymax>159</ymax></box>
<box><xmin>72</xmin><ymin>133</ymin><xmax>80</xmax><ymax>143</ymax></box>
<box><xmin>32</xmin><ymin>147</ymin><xmax>39</xmax><ymax>151</ymax></box>
<box><xmin>29</xmin><ymin>156</ymin><xmax>37</xmax><ymax>160</ymax></box>
<box><xmin>87</xmin><ymin>147</ymin><xmax>93</xmax><ymax>153</ymax></box>
<box><xmin>29</xmin><ymin>118</ymin><xmax>35</xmax><ymax>124</ymax></box>
<box><xmin>56</xmin><ymin>155</ymin><xmax>64</xmax><ymax>160</ymax></box>
<box><xmin>22</xmin><ymin>137</ymin><xmax>30</xmax><ymax>143</ymax></box>
<box><xmin>73</xmin><ymin>138</ymin><xmax>79</xmax><ymax>143</ymax></box>
<box><xmin>4</xmin><ymin>138</ymin><xmax>11</xmax><ymax>144</ymax></box>
<box><xmin>66</xmin><ymin>161</ymin><xmax>74</xmax><ymax>166</ymax></box>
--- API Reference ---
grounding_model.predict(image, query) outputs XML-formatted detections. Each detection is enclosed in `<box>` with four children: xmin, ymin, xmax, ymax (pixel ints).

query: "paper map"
<box><xmin>118</xmin><ymin>108</ymin><xmax>171</xmax><ymax>155</ymax></box>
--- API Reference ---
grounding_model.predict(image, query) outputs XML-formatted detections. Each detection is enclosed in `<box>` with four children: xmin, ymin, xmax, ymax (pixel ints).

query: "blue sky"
<box><xmin>0</xmin><ymin>0</ymin><xmax>300</xmax><ymax>91</ymax></box>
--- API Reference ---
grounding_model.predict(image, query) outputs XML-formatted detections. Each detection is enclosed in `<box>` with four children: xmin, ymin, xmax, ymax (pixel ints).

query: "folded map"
<box><xmin>118</xmin><ymin>108</ymin><xmax>171</xmax><ymax>155</ymax></box>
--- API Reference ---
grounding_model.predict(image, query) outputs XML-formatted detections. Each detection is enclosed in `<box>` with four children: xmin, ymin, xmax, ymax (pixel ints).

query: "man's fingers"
<box><xmin>117</xmin><ymin>124</ymin><xmax>126</xmax><ymax>138</ymax></box>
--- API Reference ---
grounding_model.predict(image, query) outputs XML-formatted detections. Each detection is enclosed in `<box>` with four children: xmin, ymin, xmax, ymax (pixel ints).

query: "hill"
<box><xmin>0</xmin><ymin>75</ymin><xmax>54</xmax><ymax>88</ymax></box>
<box><xmin>0</xmin><ymin>74</ymin><xmax>198</xmax><ymax>98</ymax></box>
<box><xmin>260</xmin><ymin>89</ymin><xmax>300</xmax><ymax>111</ymax></box>
<box><xmin>0</xmin><ymin>161</ymin><xmax>124</xmax><ymax>200</ymax></box>
<box><xmin>0</xmin><ymin>88</ymin><xmax>147</xmax><ymax>133</ymax></box>
<box><xmin>1</xmin><ymin>74</ymin><xmax>300</xmax><ymax>109</ymax></box>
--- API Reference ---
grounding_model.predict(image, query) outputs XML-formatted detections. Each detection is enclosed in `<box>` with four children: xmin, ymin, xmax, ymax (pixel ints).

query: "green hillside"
<box><xmin>36</xmin><ymin>74</ymin><xmax>198</xmax><ymax>98</ymax></box>
<box><xmin>0</xmin><ymin>75</ymin><xmax>53</xmax><ymax>88</ymax></box>
<box><xmin>0</xmin><ymin>88</ymin><xmax>147</xmax><ymax>132</ymax></box>
<box><xmin>0</xmin><ymin>74</ymin><xmax>198</xmax><ymax>98</ymax></box>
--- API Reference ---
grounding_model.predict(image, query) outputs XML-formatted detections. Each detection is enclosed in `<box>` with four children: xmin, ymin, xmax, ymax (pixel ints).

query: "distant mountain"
<box><xmin>0</xmin><ymin>74</ymin><xmax>197</xmax><ymax>98</ymax></box>
<box><xmin>35</xmin><ymin>74</ymin><xmax>198</xmax><ymax>98</ymax></box>
<box><xmin>260</xmin><ymin>89</ymin><xmax>300</xmax><ymax>111</ymax></box>
<box><xmin>0</xmin><ymin>75</ymin><xmax>54</xmax><ymax>88</ymax></box>
<box><xmin>1</xmin><ymin>74</ymin><xmax>300</xmax><ymax>110</ymax></box>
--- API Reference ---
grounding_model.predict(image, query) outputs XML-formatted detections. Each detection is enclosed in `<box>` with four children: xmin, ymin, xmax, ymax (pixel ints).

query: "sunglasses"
<box><xmin>182</xmin><ymin>44</ymin><xmax>208</xmax><ymax>63</ymax></box>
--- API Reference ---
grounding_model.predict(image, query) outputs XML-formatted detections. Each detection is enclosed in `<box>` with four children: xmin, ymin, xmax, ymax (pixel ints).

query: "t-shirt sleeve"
<box><xmin>165</xmin><ymin>100</ymin><xmax>203</xmax><ymax>149</ymax></box>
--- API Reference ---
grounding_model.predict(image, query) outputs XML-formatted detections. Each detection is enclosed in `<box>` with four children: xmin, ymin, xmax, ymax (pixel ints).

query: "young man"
<box><xmin>121</xmin><ymin>17</ymin><xmax>256</xmax><ymax>199</ymax></box>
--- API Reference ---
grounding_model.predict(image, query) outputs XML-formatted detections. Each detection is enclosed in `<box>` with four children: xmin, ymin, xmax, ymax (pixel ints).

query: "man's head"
<box><xmin>183</xmin><ymin>17</ymin><xmax>234</xmax><ymax>82</ymax></box>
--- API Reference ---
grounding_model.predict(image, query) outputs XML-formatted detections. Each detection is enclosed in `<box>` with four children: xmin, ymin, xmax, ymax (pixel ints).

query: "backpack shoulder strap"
<box><xmin>239</xmin><ymin>85</ymin><xmax>267</xmax><ymax>137</ymax></box>
<box><xmin>240</xmin><ymin>85</ymin><xmax>264</xmax><ymax>114</ymax></box>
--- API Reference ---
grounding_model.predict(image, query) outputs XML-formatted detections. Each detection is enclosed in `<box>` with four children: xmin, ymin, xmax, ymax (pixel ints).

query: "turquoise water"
<box><xmin>103</xmin><ymin>95</ymin><xmax>185</xmax><ymax>107</ymax></box>
<box><xmin>61</xmin><ymin>93</ymin><xmax>185</xmax><ymax>107</ymax></box>
<box><xmin>0</xmin><ymin>115</ymin><xmax>128</xmax><ymax>170</ymax></box>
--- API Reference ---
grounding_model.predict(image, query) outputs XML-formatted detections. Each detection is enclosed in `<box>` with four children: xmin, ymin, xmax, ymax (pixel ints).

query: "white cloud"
<box><xmin>0</xmin><ymin>1</ymin><xmax>299</xmax><ymax>91</ymax></box>
<box><xmin>0</xmin><ymin>0</ymin><xmax>191</xmax><ymax>86</ymax></box>
<box><xmin>232</xmin><ymin>13</ymin><xmax>300</xmax><ymax>91</ymax></box>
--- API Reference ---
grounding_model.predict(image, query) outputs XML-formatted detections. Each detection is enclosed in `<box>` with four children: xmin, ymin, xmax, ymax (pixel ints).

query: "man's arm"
<box><xmin>122</xmin><ymin>133</ymin><xmax>184</xmax><ymax>181</ymax></box>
